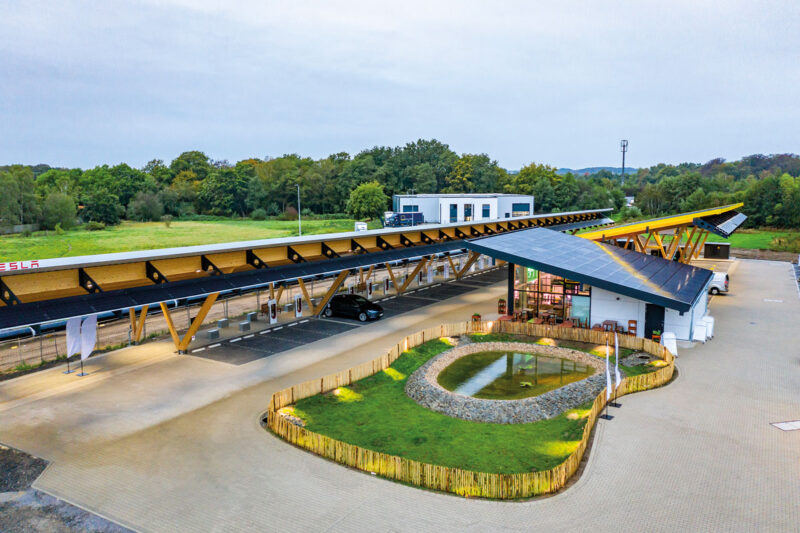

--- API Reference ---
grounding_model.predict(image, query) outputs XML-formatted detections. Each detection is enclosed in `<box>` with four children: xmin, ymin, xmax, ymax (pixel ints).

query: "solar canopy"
<box><xmin>466</xmin><ymin>228</ymin><xmax>713</xmax><ymax>312</ymax></box>
<box><xmin>694</xmin><ymin>210</ymin><xmax>747</xmax><ymax>238</ymax></box>
<box><xmin>0</xmin><ymin>241</ymin><xmax>467</xmax><ymax>330</ymax></box>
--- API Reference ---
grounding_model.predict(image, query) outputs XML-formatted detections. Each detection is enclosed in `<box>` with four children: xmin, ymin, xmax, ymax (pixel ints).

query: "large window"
<box><xmin>402</xmin><ymin>205</ymin><xmax>419</xmax><ymax>212</ymax></box>
<box><xmin>512</xmin><ymin>202</ymin><xmax>531</xmax><ymax>216</ymax></box>
<box><xmin>449</xmin><ymin>204</ymin><xmax>458</xmax><ymax>222</ymax></box>
<box><xmin>482</xmin><ymin>204</ymin><xmax>491</xmax><ymax>218</ymax></box>
<box><xmin>514</xmin><ymin>266</ymin><xmax>591</xmax><ymax>325</ymax></box>
<box><xmin>464</xmin><ymin>204</ymin><xmax>473</xmax><ymax>222</ymax></box>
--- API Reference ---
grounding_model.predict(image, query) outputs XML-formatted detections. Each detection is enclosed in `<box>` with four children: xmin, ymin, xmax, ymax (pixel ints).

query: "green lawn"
<box><xmin>0</xmin><ymin>218</ymin><xmax>380</xmax><ymax>261</ymax></box>
<box><xmin>716</xmin><ymin>228</ymin><xmax>800</xmax><ymax>252</ymax></box>
<box><xmin>291</xmin><ymin>338</ymin><xmax>595</xmax><ymax>474</ymax></box>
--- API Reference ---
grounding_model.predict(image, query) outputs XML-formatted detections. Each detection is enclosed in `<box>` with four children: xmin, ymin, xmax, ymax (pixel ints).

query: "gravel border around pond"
<box><xmin>405</xmin><ymin>341</ymin><xmax>609</xmax><ymax>424</ymax></box>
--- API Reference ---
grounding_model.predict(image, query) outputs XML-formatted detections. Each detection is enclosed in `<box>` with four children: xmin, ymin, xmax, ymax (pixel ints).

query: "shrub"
<box><xmin>161</xmin><ymin>214</ymin><xmax>173</xmax><ymax>228</ymax></box>
<box><xmin>85</xmin><ymin>221</ymin><xmax>106</xmax><ymax>231</ymax></box>
<box><xmin>54</xmin><ymin>223</ymin><xmax>65</xmax><ymax>235</ymax></box>
<box><xmin>281</xmin><ymin>206</ymin><xmax>298</xmax><ymax>220</ymax></box>
<box><xmin>251</xmin><ymin>208</ymin><xmax>267</xmax><ymax>220</ymax></box>
<box><xmin>266</xmin><ymin>203</ymin><xmax>281</xmax><ymax>216</ymax></box>
<box><xmin>83</xmin><ymin>189</ymin><xmax>123</xmax><ymax>225</ymax></box>
<box><xmin>127</xmin><ymin>192</ymin><xmax>164</xmax><ymax>221</ymax></box>
<box><xmin>301</xmin><ymin>208</ymin><xmax>314</xmax><ymax>217</ymax></box>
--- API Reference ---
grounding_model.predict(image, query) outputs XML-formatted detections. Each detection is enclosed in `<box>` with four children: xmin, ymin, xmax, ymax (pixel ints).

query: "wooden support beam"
<box><xmin>665</xmin><ymin>226</ymin><xmax>686</xmax><ymax>260</ymax></box>
<box><xmin>296</xmin><ymin>278</ymin><xmax>314</xmax><ymax>312</ymax></box>
<box><xmin>129</xmin><ymin>305</ymin><xmax>149</xmax><ymax>343</ymax></box>
<box><xmin>446</xmin><ymin>255</ymin><xmax>457</xmax><ymax>279</ymax></box>
<box><xmin>363</xmin><ymin>264</ymin><xmax>375</xmax><ymax>281</ymax></box>
<box><xmin>312</xmin><ymin>270</ymin><xmax>350</xmax><ymax>315</ymax></box>
<box><xmin>678</xmin><ymin>226</ymin><xmax>697</xmax><ymax>262</ymax></box>
<box><xmin>269</xmin><ymin>282</ymin><xmax>274</xmax><ymax>299</ymax></box>
<box><xmin>275</xmin><ymin>285</ymin><xmax>285</xmax><ymax>304</ymax></box>
<box><xmin>632</xmin><ymin>235</ymin><xmax>645</xmax><ymax>253</ymax></box>
<box><xmin>160</xmin><ymin>293</ymin><xmax>220</xmax><ymax>352</ymax></box>
<box><xmin>384</xmin><ymin>263</ymin><xmax>399</xmax><ymax>293</ymax></box>
<box><xmin>651</xmin><ymin>232</ymin><xmax>667</xmax><ymax>258</ymax></box>
<box><xmin>398</xmin><ymin>258</ymin><xmax>428</xmax><ymax>293</ymax></box>
<box><xmin>694</xmin><ymin>230</ymin><xmax>710</xmax><ymax>259</ymax></box>
<box><xmin>456</xmin><ymin>251</ymin><xmax>480</xmax><ymax>279</ymax></box>
<box><xmin>159</xmin><ymin>302</ymin><xmax>181</xmax><ymax>349</ymax></box>
<box><xmin>684</xmin><ymin>228</ymin><xmax>705</xmax><ymax>263</ymax></box>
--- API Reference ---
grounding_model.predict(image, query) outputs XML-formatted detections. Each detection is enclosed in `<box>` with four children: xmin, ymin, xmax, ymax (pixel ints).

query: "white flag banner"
<box><xmin>605</xmin><ymin>341</ymin><xmax>612</xmax><ymax>400</ymax></box>
<box><xmin>614</xmin><ymin>332</ymin><xmax>622</xmax><ymax>390</ymax></box>
<box><xmin>366</xmin><ymin>280</ymin><xmax>373</xmax><ymax>299</ymax></box>
<box><xmin>80</xmin><ymin>315</ymin><xmax>97</xmax><ymax>361</ymax></box>
<box><xmin>426</xmin><ymin>266</ymin><xmax>434</xmax><ymax>284</ymax></box>
<box><xmin>66</xmin><ymin>317</ymin><xmax>81</xmax><ymax>358</ymax></box>
<box><xmin>443</xmin><ymin>263</ymin><xmax>450</xmax><ymax>280</ymax></box>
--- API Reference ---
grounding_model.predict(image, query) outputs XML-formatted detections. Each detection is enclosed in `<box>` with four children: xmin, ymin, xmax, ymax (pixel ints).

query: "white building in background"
<box><xmin>392</xmin><ymin>193</ymin><xmax>535</xmax><ymax>224</ymax></box>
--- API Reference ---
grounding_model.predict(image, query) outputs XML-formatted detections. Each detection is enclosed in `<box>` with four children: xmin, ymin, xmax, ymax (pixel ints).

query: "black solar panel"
<box><xmin>0</xmin><ymin>241</ymin><xmax>467</xmax><ymax>330</ymax></box>
<box><xmin>466</xmin><ymin>228</ymin><xmax>712</xmax><ymax>312</ymax></box>
<box><xmin>694</xmin><ymin>211</ymin><xmax>747</xmax><ymax>238</ymax></box>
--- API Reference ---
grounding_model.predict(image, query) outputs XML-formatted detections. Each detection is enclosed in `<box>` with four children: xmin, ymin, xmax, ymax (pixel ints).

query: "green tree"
<box><xmin>198</xmin><ymin>168</ymin><xmax>249</xmax><ymax>216</ymax></box>
<box><xmin>170</xmin><ymin>151</ymin><xmax>211</xmax><ymax>181</ymax></box>
<box><xmin>83</xmin><ymin>189</ymin><xmax>123</xmax><ymax>225</ymax></box>
<box><xmin>346</xmin><ymin>181</ymin><xmax>389</xmax><ymax>220</ymax></box>
<box><xmin>41</xmin><ymin>192</ymin><xmax>76</xmax><ymax>230</ymax></box>
<box><xmin>443</xmin><ymin>158</ymin><xmax>475</xmax><ymax>193</ymax></box>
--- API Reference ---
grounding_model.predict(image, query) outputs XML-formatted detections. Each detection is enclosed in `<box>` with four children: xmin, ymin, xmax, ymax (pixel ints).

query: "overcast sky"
<box><xmin>2</xmin><ymin>1</ymin><xmax>798</xmax><ymax>170</ymax></box>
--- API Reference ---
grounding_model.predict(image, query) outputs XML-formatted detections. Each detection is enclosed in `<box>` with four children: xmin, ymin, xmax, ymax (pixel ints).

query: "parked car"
<box><xmin>708</xmin><ymin>272</ymin><xmax>729</xmax><ymax>295</ymax></box>
<box><xmin>323</xmin><ymin>294</ymin><xmax>384</xmax><ymax>322</ymax></box>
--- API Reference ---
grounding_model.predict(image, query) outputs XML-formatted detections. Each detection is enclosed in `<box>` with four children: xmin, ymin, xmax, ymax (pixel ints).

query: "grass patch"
<box><xmin>292</xmin><ymin>338</ymin><xmax>592</xmax><ymax>474</ymax></box>
<box><xmin>715</xmin><ymin>228</ymin><xmax>800</xmax><ymax>253</ymax></box>
<box><xmin>0</xmin><ymin>218</ymin><xmax>380</xmax><ymax>261</ymax></box>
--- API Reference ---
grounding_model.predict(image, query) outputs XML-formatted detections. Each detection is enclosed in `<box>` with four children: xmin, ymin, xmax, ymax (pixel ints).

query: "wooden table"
<box><xmin>602</xmin><ymin>320</ymin><xmax>618</xmax><ymax>332</ymax></box>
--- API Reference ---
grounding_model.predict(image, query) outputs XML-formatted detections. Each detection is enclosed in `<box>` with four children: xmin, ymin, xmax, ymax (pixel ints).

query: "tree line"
<box><xmin>1</xmin><ymin>140</ymin><xmax>798</xmax><ymax>230</ymax></box>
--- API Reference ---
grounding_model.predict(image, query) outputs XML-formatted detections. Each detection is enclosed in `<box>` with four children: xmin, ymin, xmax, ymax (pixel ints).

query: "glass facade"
<box><xmin>511</xmin><ymin>202</ymin><xmax>531</xmax><ymax>216</ymax></box>
<box><xmin>482</xmin><ymin>203</ymin><xmax>491</xmax><ymax>218</ymax></box>
<box><xmin>449</xmin><ymin>204</ymin><xmax>458</xmax><ymax>222</ymax></box>
<box><xmin>402</xmin><ymin>204</ymin><xmax>419</xmax><ymax>212</ymax></box>
<box><xmin>513</xmin><ymin>265</ymin><xmax>591</xmax><ymax>325</ymax></box>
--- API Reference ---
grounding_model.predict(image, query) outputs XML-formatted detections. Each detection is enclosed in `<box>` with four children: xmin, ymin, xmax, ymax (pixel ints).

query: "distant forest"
<box><xmin>1</xmin><ymin>139</ymin><xmax>799</xmax><ymax>230</ymax></box>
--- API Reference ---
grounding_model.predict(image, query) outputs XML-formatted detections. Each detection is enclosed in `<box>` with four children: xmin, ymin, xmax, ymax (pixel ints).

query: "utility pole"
<box><xmin>620</xmin><ymin>139</ymin><xmax>628</xmax><ymax>187</ymax></box>
<box><xmin>296</xmin><ymin>184</ymin><xmax>302</xmax><ymax>236</ymax></box>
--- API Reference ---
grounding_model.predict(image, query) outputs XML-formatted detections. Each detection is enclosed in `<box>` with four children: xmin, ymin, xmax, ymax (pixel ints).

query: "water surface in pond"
<box><xmin>437</xmin><ymin>350</ymin><xmax>595</xmax><ymax>400</ymax></box>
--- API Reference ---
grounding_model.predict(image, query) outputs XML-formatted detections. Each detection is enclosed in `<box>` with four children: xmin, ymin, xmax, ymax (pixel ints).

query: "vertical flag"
<box><xmin>443</xmin><ymin>262</ymin><xmax>450</xmax><ymax>280</ymax></box>
<box><xmin>80</xmin><ymin>315</ymin><xmax>97</xmax><ymax>361</ymax></box>
<box><xmin>605</xmin><ymin>341</ymin><xmax>612</xmax><ymax>400</ymax></box>
<box><xmin>614</xmin><ymin>332</ymin><xmax>622</xmax><ymax>390</ymax></box>
<box><xmin>367</xmin><ymin>280</ymin><xmax>373</xmax><ymax>299</ymax></box>
<box><xmin>66</xmin><ymin>317</ymin><xmax>81</xmax><ymax>358</ymax></box>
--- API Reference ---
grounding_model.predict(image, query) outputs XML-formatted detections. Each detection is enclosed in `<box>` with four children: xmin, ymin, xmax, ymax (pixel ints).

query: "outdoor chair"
<box><xmin>627</xmin><ymin>320</ymin><xmax>638</xmax><ymax>336</ymax></box>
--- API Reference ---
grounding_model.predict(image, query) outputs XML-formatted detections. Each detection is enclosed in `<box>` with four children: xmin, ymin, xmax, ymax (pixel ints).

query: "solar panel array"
<box><xmin>466</xmin><ymin>228</ymin><xmax>712</xmax><ymax>311</ymax></box>
<box><xmin>0</xmin><ymin>241</ymin><xmax>467</xmax><ymax>330</ymax></box>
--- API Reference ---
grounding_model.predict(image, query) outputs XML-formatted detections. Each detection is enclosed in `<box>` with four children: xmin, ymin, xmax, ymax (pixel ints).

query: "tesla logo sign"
<box><xmin>0</xmin><ymin>260</ymin><xmax>40</xmax><ymax>272</ymax></box>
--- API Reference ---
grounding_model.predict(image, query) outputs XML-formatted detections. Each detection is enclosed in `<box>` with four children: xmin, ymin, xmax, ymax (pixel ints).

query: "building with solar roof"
<box><xmin>466</xmin><ymin>228</ymin><xmax>715</xmax><ymax>341</ymax></box>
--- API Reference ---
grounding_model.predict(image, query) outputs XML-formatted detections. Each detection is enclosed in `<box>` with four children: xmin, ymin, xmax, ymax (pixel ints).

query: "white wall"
<box><xmin>497</xmin><ymin>196</ymin><xmax>534</xmax><ymax>217</ymax></box>
<box><xmin>396</xmin><ymin>197</ymin><xmax>440</xmax><ymax>223</ymax></box>
<box><xmin>590</xmin><ymin>287</ymin><xmax>646</xmax><ymax>336</ymax></box>
<box><xmin>591</xmin><ymin>285</ymin><xmax>709</xmax><ymax>341</ymax></box>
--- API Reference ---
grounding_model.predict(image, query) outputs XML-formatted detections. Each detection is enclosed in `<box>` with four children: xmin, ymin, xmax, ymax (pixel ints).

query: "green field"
<box><xmin>0</xmin><ymin>218</ymin><xmax>380</xmax><ymax>262</ymax></box>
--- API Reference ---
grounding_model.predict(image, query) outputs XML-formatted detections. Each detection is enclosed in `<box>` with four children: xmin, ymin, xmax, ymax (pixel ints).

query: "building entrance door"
<box><xmin>644</xmin><ymin>304</ymin><xmax>665</xmax><ymax>339</ymax></box>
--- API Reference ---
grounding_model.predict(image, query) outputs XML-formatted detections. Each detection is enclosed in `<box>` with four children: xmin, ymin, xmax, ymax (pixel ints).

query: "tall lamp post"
<box><xmin>296</xmin><ymin>184</ymin><xmax>302</xmax><ymax>236</ymax></box>
<box><xmin>620</xmin><ymin>139</ymin><xmax>628</xmax><ymax>187</ymax></box>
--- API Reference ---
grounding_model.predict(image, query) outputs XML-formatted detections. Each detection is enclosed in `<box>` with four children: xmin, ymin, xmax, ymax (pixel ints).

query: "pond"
<box><xmin>437</xmin><ymin>350</ymin><xmax>595</xmax><ymax>400</ymax></box>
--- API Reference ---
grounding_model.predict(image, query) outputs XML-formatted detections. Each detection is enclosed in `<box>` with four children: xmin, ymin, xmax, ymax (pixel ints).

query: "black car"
<box><xmin>323</xmin><ymin>294</ymin><xmax>384</xmax><ymax>322</ymax></box>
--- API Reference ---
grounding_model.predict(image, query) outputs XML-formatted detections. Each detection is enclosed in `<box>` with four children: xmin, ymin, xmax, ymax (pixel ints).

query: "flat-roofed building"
<box><xmin>392</xmin><ymin>194</ymin><xmax>535</xmax><ymax>224</ymax></box>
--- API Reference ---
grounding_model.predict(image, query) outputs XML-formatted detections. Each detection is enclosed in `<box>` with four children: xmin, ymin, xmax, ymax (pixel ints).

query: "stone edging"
<box><xmin>405</xmin><ymin>341</ymin><xmax>608</xmax><ymax>424</ymax></box>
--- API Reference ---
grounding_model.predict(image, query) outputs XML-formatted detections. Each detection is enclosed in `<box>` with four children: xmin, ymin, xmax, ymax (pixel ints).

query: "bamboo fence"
<box><xmin>266</xmin><ymin>320</ymin><xmax>675</xmax><ymax>499</ymax></box>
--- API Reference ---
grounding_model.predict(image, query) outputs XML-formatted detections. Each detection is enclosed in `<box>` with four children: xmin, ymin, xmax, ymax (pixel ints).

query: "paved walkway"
<box><xmin>1</xmin><ymin>260</ymin><xmax>798</xmax><ymax>532</ymax></box>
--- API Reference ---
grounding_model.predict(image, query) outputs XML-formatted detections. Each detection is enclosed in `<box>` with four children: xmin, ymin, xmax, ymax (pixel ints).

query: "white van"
<box><xmin>708</xmin><ymin>272</ymin><xmax>729</xmax><ymax>295</ymax></box>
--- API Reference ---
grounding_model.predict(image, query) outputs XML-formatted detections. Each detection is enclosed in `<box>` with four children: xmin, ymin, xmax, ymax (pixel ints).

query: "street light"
<box><xmin>620</xmin><ymin>140</ymin><xmax>628</xmax><ymax>186</ymax></box>
<box><xmin>296</xmin><ymin>184</ymin><xmax>302</xmax><ymax>236</ymax></box>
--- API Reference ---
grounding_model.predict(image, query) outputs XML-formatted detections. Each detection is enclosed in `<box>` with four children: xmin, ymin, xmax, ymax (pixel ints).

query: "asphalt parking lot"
<box><xmin>190</xmin><ymin>268</ymin><xmax>507</xmax><ymax>366</ymax></box>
